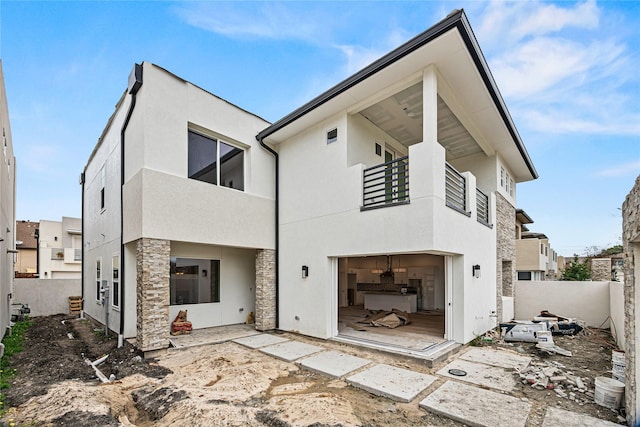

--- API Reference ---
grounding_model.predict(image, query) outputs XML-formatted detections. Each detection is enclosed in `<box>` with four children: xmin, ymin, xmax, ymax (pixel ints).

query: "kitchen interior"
<box><xmin>337</xmin><ymin>254</ymin><xmax>446</xmax><ymax>349</ymax></box>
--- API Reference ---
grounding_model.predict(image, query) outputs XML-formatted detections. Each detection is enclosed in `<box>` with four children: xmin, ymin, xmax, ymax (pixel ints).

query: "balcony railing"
<box><xmin>445</xmin><ymin>163</ymin><xmax>468</xmax><ymax>214</ymax></box>
<box><xmin>362</xmin><ymin>156</ymin><xmax>409</xmax><ymax>210</ymax></box>
<box><xmin>476</xmin><ymin>188</ymin><xmax>491</xmax><ymax>226</ymax></box>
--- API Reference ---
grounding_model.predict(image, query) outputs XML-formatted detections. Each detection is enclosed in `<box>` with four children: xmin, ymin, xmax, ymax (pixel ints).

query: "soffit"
<box><xmin>359</xmin><ymin>82</ymin><xmax>483</xmax><ymax>161</ymax></box>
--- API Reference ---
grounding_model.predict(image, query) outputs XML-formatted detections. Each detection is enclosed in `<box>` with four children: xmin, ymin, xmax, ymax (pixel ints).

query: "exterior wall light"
<box><xmin>472</xmin><ymin>264</ymin><xmax>481</xmax><ymax>278</ymax></box>
<box><xmin>302</xmin><ymin>265</ymin><xmax>309</xmax><ymax>278</ymax></box>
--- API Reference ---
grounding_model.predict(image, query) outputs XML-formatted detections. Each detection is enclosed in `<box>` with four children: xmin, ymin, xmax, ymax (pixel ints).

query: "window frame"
<box><xmin>111</xmin><ymin>254</ymin><xmax>120</xmax><ymax>309</ymax></box>
<box><xmin>187</xmin><ymin>129</ymin><xmax>245</xmax><ymax>191</ymax></box>
<box><xmin>170</xmin><ymin>257</ymin><xmax>221</xmax><ymax>305</ymax></box>
<box><xmin>95</xmin><ymin>258</ymin><xmax>102</xmax><ymax>302</ymax></box>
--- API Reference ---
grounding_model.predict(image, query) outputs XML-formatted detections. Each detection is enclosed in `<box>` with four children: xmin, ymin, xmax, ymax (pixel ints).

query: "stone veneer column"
<box><xmin>255</xmin><ymin>249</ymin><xmax>276</xmax><ymax>331</ymax></box>
<box><xmin>591</xmin><ymin>258</ymin><xmax>612</xmax><ymax>281</ymax></box>
<box><xmin>623</xmin><ymin>175</ymin><xmax>640</xmax><ymax>426</ymax></box>
<box><xmin>495</xmin><ymin>193</ymin><xmax>516</xmax><ymax>323</ymax></box>
<box><xmin>136</xmin><ymin>238</ymin><xmax>171</xmax><ymax>353</ymax></box>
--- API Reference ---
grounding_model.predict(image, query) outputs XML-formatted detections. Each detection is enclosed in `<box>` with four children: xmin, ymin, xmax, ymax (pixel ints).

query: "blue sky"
<box><xmin>1</xmin><ymin>0</ymin><xmax>638</xmax><ymax>256</ymax></box>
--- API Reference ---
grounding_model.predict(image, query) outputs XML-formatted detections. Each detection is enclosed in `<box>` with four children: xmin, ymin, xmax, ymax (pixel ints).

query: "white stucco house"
<box><xmin>82</xmin><ymin>62</ymin><xmax>275</xmax><ymax>350</ymax></box>
<box><xmin>0</xmin><ymin>60</ymin><xmax>17</xmax><ymax>340</ymax></box>
<box><xmin>82</xmin><ymin>10</ymin><xmax>537</xmax><ymax>356</ymax></box>
<box><xmin>37</xmin><ymin>216</ymin><xmax>82</xmax><ymax>279</ymax></box>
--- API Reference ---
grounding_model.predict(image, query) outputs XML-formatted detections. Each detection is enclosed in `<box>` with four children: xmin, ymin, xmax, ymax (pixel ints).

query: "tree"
<box><xmin>561</xmin><ymin>256</ymin><xmax>591</xmax><ymax>281</ymax></box>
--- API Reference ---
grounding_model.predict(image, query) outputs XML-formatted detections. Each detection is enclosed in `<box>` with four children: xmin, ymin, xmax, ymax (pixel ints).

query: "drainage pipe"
<box><xmin>119</xmin><ymin>63</ymin><xmax>143</xmax><ymax>347</ymax></box>
<box><xmin>256</xmin><ymin>136</ymin><xmax>279</xmax><ymax>329</ymax></box>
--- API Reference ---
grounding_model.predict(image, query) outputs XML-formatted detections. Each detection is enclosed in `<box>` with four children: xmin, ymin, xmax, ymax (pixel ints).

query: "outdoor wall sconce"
<box><xmin>472</xmin><ymin>264</ymin><xmax>481</xmax><ymax>278</ymax></box>
<box><xmin>302</xmin><ymin>265</ymin><xmax>309</xmax><ymax>279</ymax></box>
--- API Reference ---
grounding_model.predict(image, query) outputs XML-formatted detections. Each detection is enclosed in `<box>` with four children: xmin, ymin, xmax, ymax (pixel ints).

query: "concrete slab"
<box><xmin>543</xmin><ymin>407</ymin><xmax>621</xmax><ymax>427</ymax></box>
<box><xmin>259</xmin><ymin>340</ymin><xmax>324</xmax><ymax>362</ymax></box>
<box><xmin>346</xmin><ymin>364</ymin><xmax>437</xmax><ymax>402</ymax></box>
<box><xmin>232</xmin><ymin>334</ymin><xmax>289</xmax><ymax>349</ymax></box>
<box><xmin>298</xmin><ymin>350</ymin><xmax>371</xmax><ymax>378</ymax></box>
<box><xmin>459</xmin><ymin>347</ymin><xmax>531</xmax><ymax>370</ymax></box>
<box><xmin>419</xmin><ymin>380</ymin><xmax>531</xmax><ymax>427</ymax></box>
<box><xmin>169</xmin><ymin>324</ymin><xmax>260</xmax><ymax>349</ymax></box>
<box><xmin>437</xmin><ymin>359</ymin><xmax>516</xmax><ymax>392</ymax></box>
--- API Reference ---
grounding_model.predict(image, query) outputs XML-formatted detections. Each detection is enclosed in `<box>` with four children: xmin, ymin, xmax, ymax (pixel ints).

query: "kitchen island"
<box><xmin>364</xmin><ymin>292</ymin><xmax>417</xmax><ymax>313</ymax></box>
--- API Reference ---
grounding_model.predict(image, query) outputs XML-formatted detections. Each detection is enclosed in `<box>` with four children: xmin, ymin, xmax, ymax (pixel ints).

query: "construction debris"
<box><xmin>353</xmin><ymin>309</ymin><xmax>411</xmax><ymax>330</ymax></box>
<box><xmin>170</xmin><ymin>310</ymin><xmax>192</xmax><ymax>336</ymax></box>
<box><xmin>516</xmin><ymin>361</ymin><xmax>594</xmax><ymax>405</ymax></box>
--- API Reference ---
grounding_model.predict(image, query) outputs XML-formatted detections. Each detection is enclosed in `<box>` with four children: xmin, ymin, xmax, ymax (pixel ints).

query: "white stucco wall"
<box><xmin>277</xmin><ymin>111</ymin><xmax>497</xmax><ymax>343</ymax></box>
<box><xmin>0</xmin><ymin>60</ymin><xmax>15</xmax><ymax>339</ymax></box>
<box><xmin>610</xmin><ymin>280</ymin><xmax>625</xmax><ymax>350</ymax></box>
<box><xmin>13</xmin><ymin>279</ymin><xmax>81</xmax><ymax>316</ymax></box>
<box><xmin>515</xmin><ymin>280</ymin><xmax>611</xmax><ymax>327</ymax></box>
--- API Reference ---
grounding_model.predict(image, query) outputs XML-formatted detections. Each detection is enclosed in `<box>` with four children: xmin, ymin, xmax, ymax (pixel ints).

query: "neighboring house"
<box><xmin>16</xmin><ymin>220</ymin><xmax>38</xmax><ymax>277</ymax></box>
<box><xmin>516</xmin><ymin>220</ymin><xmax>558</xmax><ymax>281</ymax></box>
<box><xmin>0</xmin><ymin>60</ymin><xmax>17</xmax><ymax>339</ymax></box>
<box><xmin>83</xmin><ymin>10</ymin><xmax>537</xmax><ymax>355</ymax></box>
<box><xmin>37</xmin><ymin>217</ymin><xmax>82</xmax><ymax>279</ymax></box>
<box><xmin>82</xmin><ymin>63</ymin><xmax>274</xmax><ymax>351</ymax></box>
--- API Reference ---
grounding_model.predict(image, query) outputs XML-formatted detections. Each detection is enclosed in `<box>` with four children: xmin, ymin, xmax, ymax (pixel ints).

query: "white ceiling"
<box><xmin>359</xmin><ymin>81</ymin><xmax>484</xmax><ymax>160</ymax></box>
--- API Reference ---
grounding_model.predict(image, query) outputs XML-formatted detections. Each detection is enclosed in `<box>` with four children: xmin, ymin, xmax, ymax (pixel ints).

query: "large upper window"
<box><xmin>170</xmin><ymin>257</ymin><xmax>220</xmax><ymax>305</ymax></box>
<box><xmin>188</xmin><ymin>130</ymin><xmax>244</xmax><ymax>191</ymax></box>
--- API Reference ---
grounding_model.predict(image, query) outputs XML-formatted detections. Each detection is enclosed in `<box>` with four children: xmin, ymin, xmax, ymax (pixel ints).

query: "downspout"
<box><xmin>80</xmin><ymin>172</ymin><xmax>84</xmax><ymax>316</ymax></box>
<box><xmin>256</xmin><ymin>136</ymin><xmax>279</xmax><ymax>329</ymax></box>
<box><xmin>119</xmin><ymin>63</ymin><xmax>143</xmax><ymax>347</ymax></box>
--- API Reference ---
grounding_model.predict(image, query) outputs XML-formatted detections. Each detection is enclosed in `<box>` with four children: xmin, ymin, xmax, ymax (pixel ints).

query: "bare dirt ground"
<box><xmin>0</xmin><ymin>314</ymin><xmax>626</xmax><ymax>426</ymax></box>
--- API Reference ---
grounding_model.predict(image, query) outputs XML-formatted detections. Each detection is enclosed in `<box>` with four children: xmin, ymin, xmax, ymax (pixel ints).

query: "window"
<box><xmin>545</xmin><ymin>247</ymin><xmax>548</xmax><ymax>256</ymax></box>
<box><xmin>188</xmin><ymin>130</ymin><xmax>244</xmax><ymax>191</ymax></box>
<box><xmin>375</xmin><ymin>143</ymin><xmax>381</xmax><ymax>156</ymax></box>
<box><xmin>540</xmin><ymin>244</ymin><xmax>544</xmax><ymax>254</ymax></box>
<box><xmin>505</xmin><ymin>172</ymin><xmax>511</xmax><ymax>195</ymax></box>
<box><xmin>112</xmin><ymin>255</ymin><xmax>120</xmax><ymax>308</ymax></box>
<box><xmin>509</xmin><ymin>178</ymin><xmax>514</xmax><ymax>196</ymax></box>
<box><xmin>96</xmin><ymin>258</ymin><xmax>102</xmax><ymax>301</ymax></box>
<box><xmin>518</xmin><ymin>271</ymin><xmax>532</xmax><ymax>280</ymax></box>
<box><xmin>500</xmin><ymin>167</ymin><xmax>504</xmax><ymax>187</ymax></box>
<box><xmin>100</xmin><ymin>167</ymin><xmax>106</xmax><ymax>211</ymax></box>
<box><xmin>170</xmin><ymin>257</ymin><xmax>220</xmax><ymax>305</ymax></box>
<box><xmin>327</xmin><ymin>128</ymin><xmax>337</xmax><ymax>144</ymax></box>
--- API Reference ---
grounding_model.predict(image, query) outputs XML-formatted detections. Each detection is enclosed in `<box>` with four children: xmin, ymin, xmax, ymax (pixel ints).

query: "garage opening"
<box><xmin>337</xmin><ymin>254</ymin><xmax>447</xmax><ymax>352</ymax></box>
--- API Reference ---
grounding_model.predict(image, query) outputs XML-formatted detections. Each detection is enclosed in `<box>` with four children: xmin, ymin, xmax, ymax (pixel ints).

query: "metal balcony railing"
<box><xmin>476</xmin><ymin>188</ymin><xmax>490</xmax><ymax>226</ymax></box>
<box><xmin>445</xmin><ymin>163</ymin><xmax>467</xmax><ymax>214</ymax></box>
<box><xmin>362</xmin><ymin>156</ymin><xmax>409</xmax><ymax>210</ymax></box>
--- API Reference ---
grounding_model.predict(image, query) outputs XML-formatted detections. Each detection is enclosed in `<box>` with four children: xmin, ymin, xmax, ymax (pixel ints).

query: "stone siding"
<box><xmin>590</xmin><ymin>258</ymin><xmax>611</xmax><ymax>282</ymax></box>
<box><xmin>136</xmin><ymin>238</ymin><xmax>171</xmax><ymax>352</ymax></box>
<box><xmin>623</xmin><ymin>175</ymin><xmax>640</xmax><ymax>426</ymax></box>
<box><xmin>495</xmin><ymin>193</ymin><xmax>516</xmax><ymax>322</ymax></box>
<box><xmin>255</xmin><ymin>249</ymin><xmax>276</xmax><ymax>331</ymax></box>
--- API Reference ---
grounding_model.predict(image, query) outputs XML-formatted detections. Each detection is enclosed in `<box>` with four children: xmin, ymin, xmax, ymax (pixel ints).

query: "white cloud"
<box><xmin>478</xmin><ymin>0</ymin><xmax>600</xmax><ymax>46</ymax></box>
<box><xmin>174</xmin><ymin>2</ymin><xmax>325</xmax><ymax>43</ymax></box>
<box><xmin>596</xmin><ymin>161</ymin><xmax>640</xmax><ymax>177</ymax></box>
<box><xmin>472</xmin><ymin>0</ymin><xmax>639</xmax><ymax>138</ymax></box>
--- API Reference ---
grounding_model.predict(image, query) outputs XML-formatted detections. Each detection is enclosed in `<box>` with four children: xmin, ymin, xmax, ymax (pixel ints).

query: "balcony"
<box><xmin>360</xmin><ymin>147</ymin><xmax>492</xmax><ymax>228</ymax></box>
<box><xmin>361</xmin><ymin>156</ymin><xmax>409</xmax><ymax>210</ymax></box>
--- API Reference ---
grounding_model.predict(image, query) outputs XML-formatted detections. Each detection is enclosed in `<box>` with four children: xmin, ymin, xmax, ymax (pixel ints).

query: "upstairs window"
<box><xmin>188</xmin><ymin>130</ymin><xmax>244</xmax><ymax>191</ymax></box>
<box><xmin>100</xmin><ymin>167</ymin><xmax>106</xmax><ymax>211</ymax></box>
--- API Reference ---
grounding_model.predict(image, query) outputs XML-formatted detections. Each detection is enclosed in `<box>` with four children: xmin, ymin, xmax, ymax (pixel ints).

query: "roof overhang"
<box><xmin>257</xmin><ymin>9</ymin><xmax>537</xmax><ymax>182</ymax></box>
<box><xmin>516</xmin><ymin>208</ymin><xmax>534</xmax><ymax>225</ymax></box>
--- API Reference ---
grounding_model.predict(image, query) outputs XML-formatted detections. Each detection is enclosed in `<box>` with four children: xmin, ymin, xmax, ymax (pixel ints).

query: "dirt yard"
<box><xmin>0</xmin><ymin>314</ymin><xmax>626</xmax><ymax>426</ymax></box>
